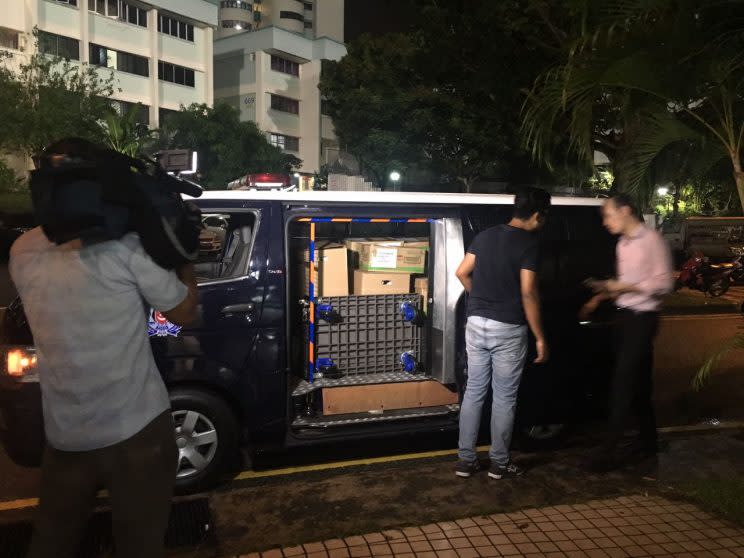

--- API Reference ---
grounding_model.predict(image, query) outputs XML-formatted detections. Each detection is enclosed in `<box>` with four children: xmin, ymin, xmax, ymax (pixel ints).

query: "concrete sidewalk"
<box><xmin>233</xmin><ymin>494</ymin><xmax>744</xmax><ymax>558</ymax></box>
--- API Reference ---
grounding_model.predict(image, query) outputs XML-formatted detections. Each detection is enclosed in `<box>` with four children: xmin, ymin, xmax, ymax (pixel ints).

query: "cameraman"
<box><xmin>10</xmin><ymin>139</ymin><xmax>198</xmax><ymax>558</ymax></box>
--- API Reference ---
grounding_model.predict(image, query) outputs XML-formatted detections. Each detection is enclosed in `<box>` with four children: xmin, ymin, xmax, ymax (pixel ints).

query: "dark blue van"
<box><xmin>0</xmin><ymin>191</ymin><xmax>616</xmax><ymax>493</ymax></box>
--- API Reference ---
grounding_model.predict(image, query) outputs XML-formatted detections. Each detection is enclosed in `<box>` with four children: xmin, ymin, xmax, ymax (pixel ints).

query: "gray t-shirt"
<box><xmin>9</xmin><ymin>228</ymin><xmax>188</xmax><ymax>451</ymax></box>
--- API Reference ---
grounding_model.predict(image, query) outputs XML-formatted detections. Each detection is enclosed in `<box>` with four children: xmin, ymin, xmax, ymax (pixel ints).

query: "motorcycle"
<box><xmin>675</xmin><ymin>250</ymin><xmax>740</xmax><ymax>297</ymax></box>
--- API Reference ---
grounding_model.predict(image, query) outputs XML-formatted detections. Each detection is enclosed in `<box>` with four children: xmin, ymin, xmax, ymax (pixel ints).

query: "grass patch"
<box><xmin>0</xmin><ymin>191</ymin><xmax>32</xmax><ymax>215</ymax></box>
<box><xmin>678</xmin><ymin>477</ymin><xmax>744</xmax><ymax>524</ymax></box>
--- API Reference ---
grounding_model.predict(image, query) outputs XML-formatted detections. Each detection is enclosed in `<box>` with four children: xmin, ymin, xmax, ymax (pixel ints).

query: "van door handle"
<box><xmin>221</xmin><ymin>303</ymin><xmax>255</xmax><ymax>316</ymax></box>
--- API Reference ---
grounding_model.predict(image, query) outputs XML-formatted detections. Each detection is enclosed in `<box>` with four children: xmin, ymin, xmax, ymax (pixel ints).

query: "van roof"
<box><xmin>192</xmin><ymin>190</ymin><xmax>605</xmax><ymax>207</ymax></box>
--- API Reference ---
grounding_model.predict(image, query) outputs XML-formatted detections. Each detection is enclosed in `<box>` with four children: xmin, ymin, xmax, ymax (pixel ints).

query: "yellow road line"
<box><xmin>231</xmin><ymin>444</ymin><xmax>490</xmax><ymax>481</ymax></box>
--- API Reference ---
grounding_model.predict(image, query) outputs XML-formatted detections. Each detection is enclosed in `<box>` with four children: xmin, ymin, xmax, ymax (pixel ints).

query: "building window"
<box><xmin>220</xmin><ymin>1</ymin><xmax>252</xmax><ymax>10</ymax></box>
<box><xmin>56</xmin><ymin>0</ymin><xmax>78</xmax><ymax>6</ymax></box>
<box><xmin>90</xmin><ymin>43</ymin><xmax>149</xmax><ymax>77</ymax></box>
<box><xmin>270</xmin><ymin>94</ymin><xmax>299</xmax><ymax>115</ymax></box>
<box><xmin>321</xmin><ymin>99</ymin><xmax>331</xmax><ymax>116</ymax></box>
<box><xmin>112</xmin><ymin>100</ymin><xmax>149</xmax><ymax>125</ymax></box>
<box><xmin>39</xmin><ymin>31</ymin><xmax>80</xmax><ymax>60</ymax></box>
<box><xmin>221</xmin><ymin>20</ymin><xmax>250</xmax><ymax>30</ymax></box>
<box><xmin>157</xmin><ymin>14</ymin><xmax>194</xmax><ymax>42</ymax></box>
<box><xmin>269</xmin><ymin>133</ymin><xmax>299</xmax><ymax>152</ymax></box>
<box><xmin>158</xmin><ymin>61</ymin><xmax>196</xmax><ymax>87</ymax></box>
<box><xmin>279</xmin><ymin>10</ymin><xmax>304</xmax><ymax>22</ymax></box>
<box><xmin>270</xmin><ymin>55</ymin><xmax>299</xmax><ymax>77</ymax></box>
<box><xmin>159</xmin><ymin>107</ymin><xmax>178</xmax><ymax>125</ymax></box>
<box><xmin>88</xmin><ymin>1</ymin><xmax>146</xmax><ymax>27</ymax></box>
<box><xmin>304</xmin><ymin>21</ymin><xmax>312</xmax><ymax>29</ymax></box>
<box><xmin>0</xmin><ymin>28</ymin><xmax>20</xmax><ymax>50</ymax></box>
<box><xmin>253</xmin><ymin>10</ymin><xmax>262</xmax><ymax>22</ymax></box>
<box><xmin>304</xmin><ymin>2</ymin><xmax>312</xmax><ymax>10</ymax></box>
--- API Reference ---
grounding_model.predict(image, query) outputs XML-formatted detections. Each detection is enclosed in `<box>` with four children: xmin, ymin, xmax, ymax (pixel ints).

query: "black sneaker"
<box><xmin>455</xmin><ymin>459</ymin><xmax>481</xmax><ymax>478</ymax></box>
<box><xmin>488</xmin><ymin>462</ymin><xmax>524</xmax><ymax>479</ymax></box>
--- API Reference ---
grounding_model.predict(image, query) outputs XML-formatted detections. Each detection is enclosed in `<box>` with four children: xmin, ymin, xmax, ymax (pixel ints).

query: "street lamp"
<box><xmin>389</xmin><ymin>171</ymin><xmax>401</xmax><ymax>182</ymax></box>
<box><xmin>657</xmin><ymin>186</ymin><xmax>669</xmax><ymax>196</ymax></box>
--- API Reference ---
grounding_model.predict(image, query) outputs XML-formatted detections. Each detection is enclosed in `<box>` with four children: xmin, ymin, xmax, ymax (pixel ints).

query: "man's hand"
<box><xmin>579</xmin><ymin>295</ymin><xmax>601</xmax><ymax>321</ymax></box>
<box><xmin>535</xmin><ymin>338</ymin><xmax>549</xmax><ymax>364</ymax></box>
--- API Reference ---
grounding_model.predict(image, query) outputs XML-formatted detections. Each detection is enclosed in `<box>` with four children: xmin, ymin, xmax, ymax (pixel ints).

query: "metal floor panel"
<box><xmin>292</xmin><ymin>404</ymin><xmax>460</xmax><ymax>428</ymax></box>
<box><xmin>291</xmin><ymin>371</ymin><xmax>430</xmax><ymax>397</ymax></box>
<box><xmin>0</xmin><ymin>497</ymin><xmax>213</xmax><ymax>558</ymax></box>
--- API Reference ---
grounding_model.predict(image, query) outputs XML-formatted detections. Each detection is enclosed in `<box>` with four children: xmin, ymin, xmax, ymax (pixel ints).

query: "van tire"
<box><xmin>169</xmin><ymin>388</ymin><xmax>239</xmax><ymax>494</ymax></box>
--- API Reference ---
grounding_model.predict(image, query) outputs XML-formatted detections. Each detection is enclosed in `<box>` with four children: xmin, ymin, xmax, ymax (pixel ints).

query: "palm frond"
<box><xmin>693</xmin><ymin>333</ymin><xmax>744</xmax><ymax>391</ymax></box>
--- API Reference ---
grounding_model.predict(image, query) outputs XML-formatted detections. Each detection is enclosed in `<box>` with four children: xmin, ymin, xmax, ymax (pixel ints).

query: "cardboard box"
<box><xmin>353</xmin><ymin>270</ymin><xmax>411</xmax><ymax>295</ymax></box>
<box><xmin>359</xmin><ymin>243</ymin><xmax>427</xmax><ymax>274</ymax></box>
<box><xmin>298</xmin><ymin>242</ymin><xmax>349</xmax><ymax>297</ymax></box>
<box><xmin>322</xmin><ymin>381</ymin><xmax>459</xmax><ymax>415</ymax></box>
<box><xmin>414</xmin><ymin>276</ymin><xmax>429</xmax><ymax>307</ymax></box>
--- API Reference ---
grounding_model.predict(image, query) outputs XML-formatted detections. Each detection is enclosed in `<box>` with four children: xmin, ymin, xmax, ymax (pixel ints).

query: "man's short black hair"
<box><xmin>513</xmin><ymin>187</ymin><xmax>552</xmax><ymax>220</ymax></box>
<box><xmin>609</xmin><ymin>193</ymin><xmax>640</xmax><ymax>219</ymax></box>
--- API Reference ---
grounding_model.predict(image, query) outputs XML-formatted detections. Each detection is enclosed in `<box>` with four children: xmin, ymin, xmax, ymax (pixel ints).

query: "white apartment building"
<box><xmin>0</xmin><ymin>0</ymin><xmax>218</xmax><ymax>128</ymax></box>
<box><xmin>213</xmin><ymin>0</ymin><xmax>346</xmax><ymax>183</ymax></box>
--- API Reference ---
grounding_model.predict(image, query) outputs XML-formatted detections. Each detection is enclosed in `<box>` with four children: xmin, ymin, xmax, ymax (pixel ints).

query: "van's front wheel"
<box><xmin>169</xmin><ymin>388</ymin><xmax>239</xmax><ymax>494</ymax></box>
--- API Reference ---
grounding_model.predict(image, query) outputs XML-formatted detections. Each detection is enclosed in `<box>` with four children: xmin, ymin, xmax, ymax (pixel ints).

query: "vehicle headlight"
<box><xmin>3</xmin><ymin>347</ymin><xmax>39</xmax><ymax>382</ymax></box>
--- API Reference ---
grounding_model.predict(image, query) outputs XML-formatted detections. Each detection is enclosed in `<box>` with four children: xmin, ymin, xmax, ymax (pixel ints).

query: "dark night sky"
<box><xmin>345</xmin><ymin>0</ymin><xmax>420</xmax><ymax>42</ymax></box>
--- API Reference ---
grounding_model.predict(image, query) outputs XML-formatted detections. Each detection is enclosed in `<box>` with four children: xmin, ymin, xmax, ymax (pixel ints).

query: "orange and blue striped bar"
<box><xmin>305</xmin><ymin>217</ymin><xmax>434</xmax><ymax>384</ymax></box>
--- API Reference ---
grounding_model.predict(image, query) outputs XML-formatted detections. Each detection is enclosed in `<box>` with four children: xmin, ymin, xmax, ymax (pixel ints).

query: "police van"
<box><xmin>0</xmin><ymin>190</ymin><xmax>616</xmax><ymax>493</ymax></box>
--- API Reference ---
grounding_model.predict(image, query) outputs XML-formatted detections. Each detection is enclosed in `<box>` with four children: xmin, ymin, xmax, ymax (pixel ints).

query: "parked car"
<box><xmin>0</xmin><ymin>191</ymin><xmax>617</xmax><ymax>493</ymax></box>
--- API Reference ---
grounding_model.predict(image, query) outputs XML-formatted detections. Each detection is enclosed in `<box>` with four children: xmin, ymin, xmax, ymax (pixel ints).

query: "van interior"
<box><xmin>286</xmin><ymin>218</ymin><xmax>460</xmax><ymax>429</ymax></box>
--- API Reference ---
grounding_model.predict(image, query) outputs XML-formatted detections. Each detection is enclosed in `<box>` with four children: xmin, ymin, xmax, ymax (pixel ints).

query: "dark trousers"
<box><xmin>604</xmin><ymin>309</ymin><xmax>660</xmax><ymax>453</ymax></box>
<box><xmin>27</xmin><ymin>410</ymin><xmax>178</xmax><ymax>558</ymax></box>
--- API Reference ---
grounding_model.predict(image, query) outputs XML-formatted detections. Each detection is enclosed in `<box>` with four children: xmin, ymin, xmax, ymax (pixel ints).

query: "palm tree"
<box><xmin>521</xmin><ymin>0</ymin><xmax>744</xmax><ymax>211</ymax></box>
<box><xmin>99</xmin><ymin>103</ymin><xmax>156</xmax><ymax>158</ymax></box>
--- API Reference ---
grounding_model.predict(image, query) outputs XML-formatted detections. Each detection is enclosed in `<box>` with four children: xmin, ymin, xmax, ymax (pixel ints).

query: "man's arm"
<box><xmin>455</xmin><ymin>253</ymin><xmax>476</xmax><ymax>293</ymax></box>
<box><xmin>162</xmin><ymin>263</ymin><xmax>198</xmax><ymax>326</ymax></box>
<box><xmin>521</xmin><ymin>269</ymin><xmax>548</xmax><ymax>363</ymax></box>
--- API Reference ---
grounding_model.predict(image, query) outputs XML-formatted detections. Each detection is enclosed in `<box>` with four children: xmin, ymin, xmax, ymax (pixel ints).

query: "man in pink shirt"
<box><xmin>581</xmin><ymin>194</ymin><xmax>673</xmax><ymax>471</ymax></box>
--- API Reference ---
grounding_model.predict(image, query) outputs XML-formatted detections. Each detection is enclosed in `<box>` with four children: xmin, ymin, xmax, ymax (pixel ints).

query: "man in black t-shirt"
<box><xmin>454</xmin><ymin>188</ymin><xmax>551</xmax><ymax>479</ymax></box>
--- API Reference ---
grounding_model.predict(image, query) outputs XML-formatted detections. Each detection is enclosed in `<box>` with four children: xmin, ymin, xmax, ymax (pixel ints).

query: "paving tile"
<box><xmin>307</xmin><ymin>552</ymin><xmax>329</xmax><ymax>558</ymax></box>
<box><xmin>601</xmin><ymin>527</ymin><xmax>623</xmax><ymax>538</ymax></box>
<box><xmin>604</xmin><ymin>549</ymin><xmax>630</xmax><ymax>558</ymax></box>
<box><xmin>535</xmin><ymin>541</ymin><xmax>560</xmax><ymax>553</ymax></box>
<box><xmin>480</xmin><ymin>525</ymin><xmax>503</xmax><ymax>536</ymax></box>
<box><xmin>382</xmin><ymin>530</ymin><xmax>405</xmax><ymax>542</ymax></box>
<box><xmin>487</xmin><ymin>534</ymin><xmax>510</xmax><ymax>546</ymax></box>
<box><xmin>408</xmin><ymin>536</ymin><xmax>427</xmax><ymax>543</ymax></box>
<box><xmin>467</xmin><ymin>536</ymin><xmax>490</xmax><ymax>548</ymax></box>
<box><xmin>582</xmin><ymin>528</ymin><xmax>605</xmax><ymax>538</ymax></box>
<box><xmin>456</xmin><ymin>518</ymin><xmax>478</xmax><ymax>529</ymax></box>
<box><xmin>514</xmin><ymin>542</ymin><xmax>540</xmax><ymax>554</ymax></box>
<box><xmin>415</xmin><ymin>552</ymin><xmax>438</xmax><ymax>558</ymax></box>
<box><xmin>369</xmin><ymin>544</ymin><xmax>392</xmax><ymax>556</ymax></box>
<box><xmin>431</xmin><ymin>540</ymin><xmax>453</xmax><ymax>551</ymax></box>
<box><xmin>586</xmin><ymin>550</ymin><xmax>612</xmax><ymax>558</ymax></box>
<box><xmin>325</xmin><ymin>540</ymin><xmax>348</xmax><ymax>550</ymax></box>
<box><xmin>712</xmin><ymin>550</ymin><xmax>738</xmax><ymax>558</ymax></box>
<box><xmin>435</xmin><ymin>550</ymin><xmax>459</xmax><ymax>558</ymax></box>
<box><xmin>574</xmin><ymin>538</ymin><xmax>599</xmax><ymax>550</ymax></box>
<box><xmin>455</xmin><ymin>548</ymin><xmax>480</xmax><ymax>558</ymax></box>
<box><xmin>364</xmin><ymin>534</ymin><xmax>386</xmax><ymax>545</ymax></box>
<box><xmin>328</xmin><ymin>549</ymin><xmax>350</xmax><ymax>558</ymax></box>
<box><xmin>623</xmin><ymin>545</ymin><xmax>647</xmax><ymax>558</ymax></box>
<box><xmin>390</xmin><ymin>543</ymin><xmax>413</xmax><ymax>555</ymax></box>
<box><xmin>463</xmin><ymin>527</ymin><xmax>484</xmax><ymax>538</ymax></box>
<box><xmin>552</xmin><ymin>520</ymin><xmax>574</xmax><ymax>531</ymax></box>
<box><xmin>262</xmin><ymin>549</ymin><xmax>283</xmax><ymax>558</ymax></box>
<box><xmin>345</xmin><ymin>537</ymin><xmax>367</xmax><ymax>547</ymax></box>
<box><xmin>642</xmin><ymin>543</ymin><xmax>666</xmax><ymax>555</ymax></box>
<box><xmin>438</xmin><ymin>522</ymin><xmax>460</xmax><ymax>532</ymax></box>
<box><xmin>594</xmin><ymin>537</ymin><xmax>616</xmax><ymax>548</ymax></box>
<box><xmin>404</xmin><ymin>528</ymin><xmax>425</xmax><ymax>538</ymax></box>
<box><xmin>526</xmin><ymin>531</ymin><xmax>550</xmax><ymax>543</ymax></box>
<box><xmin>449</xmin><ymin>538</ymin><xmax>472</xmax><ymax>549</ymax></box>
<box><xmin>556</xmin><ymin>540</ymin><xmax>580</xmax><ymax>552</ymax></box>
<box><xmin>563</xmin><ymin>529</ymin><xmax>587</xmax><ymax>540</ymax></box>
<box><xmin>475</xmin><ymin>546</ymin><xmax>499</xmax><ymax>557</ymax></box>
<box><xmin>282</xmin><ymin>546</ymin><xmax>305</xmax><ymax>558</ymax></box>
<box><xmin>421</xmin><ymin>525</ymin><xmax>443</xmax><ymax>535</ymax></box>
<box><xmin>348</xmin><ymin>546</ymin><xmax>371</xmax><ymax>558</ymax></box>
<box><xmin>426</xmin><ymin>531</ymin><xmax>448</xmax><ymax>541</ymax></box>
<box><xmin>492</xmin><ymin>544</ymin><xmax>519</xmax><ymax>556</ymax></box>
<box><xmin>473</xmin><ymin>517</ymin><xmax>493</xmax><ymax>527</ymax></box>
<box><xmin>506</xmin><ymin>533</ymin><xmax>530</xmax><ymax>545</ymax></box>
<box><xmin>304</xmin><ymin>543</ymin><xmax>326</xmax><ymax>554</ymax></box>
<box><xmin>443</xmin><ymin>529</ymin><xmax>466</xmax><ymax>539</ymax></box>
<box><xmin>410</xmin><ymin>541</ymin><xmax>434</xmax><ymax>553</ymax></box>
<box><xmin>545</xmin><ymin>530</ymin><xmax>570</xmax><ymax>542</ymax></box>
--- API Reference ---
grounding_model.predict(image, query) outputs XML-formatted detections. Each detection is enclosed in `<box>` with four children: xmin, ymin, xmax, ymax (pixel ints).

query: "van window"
<box><xmin>195</xmin><ymin>212</ymin><xmax>257</xmax><ymax>281</ymax></box>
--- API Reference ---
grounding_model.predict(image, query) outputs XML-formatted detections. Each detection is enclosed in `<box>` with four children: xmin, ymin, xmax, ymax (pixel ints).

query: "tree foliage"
<box><xmin>320</xmin><ymin>1</ymin><xmax>571</xmax><ymax>190</ymax></box>
<box><xmin>158</xmin><ymin>103</ymin><xmax>301</xmax><ymax>189</ymax></box>
<box><xmin>522</xmin><ymin>0</ymin><xmax>744</xmax><ymax>212</ymax></box>
<box><xmin>99</xmin><ymin>104</ymin><xmax>157</xmax><ymax>158</ymax></box>
<box><xmin>0</xmin><ymin>32</ymin><xmax>116</xmax><ymax>157</ymax></box>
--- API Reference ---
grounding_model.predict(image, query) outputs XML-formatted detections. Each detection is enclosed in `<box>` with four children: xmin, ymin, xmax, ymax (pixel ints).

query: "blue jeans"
<box><xmin>458</xmin><ymin>316</ymin><xmax>528</xmax><ymax>466</ymax></box>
